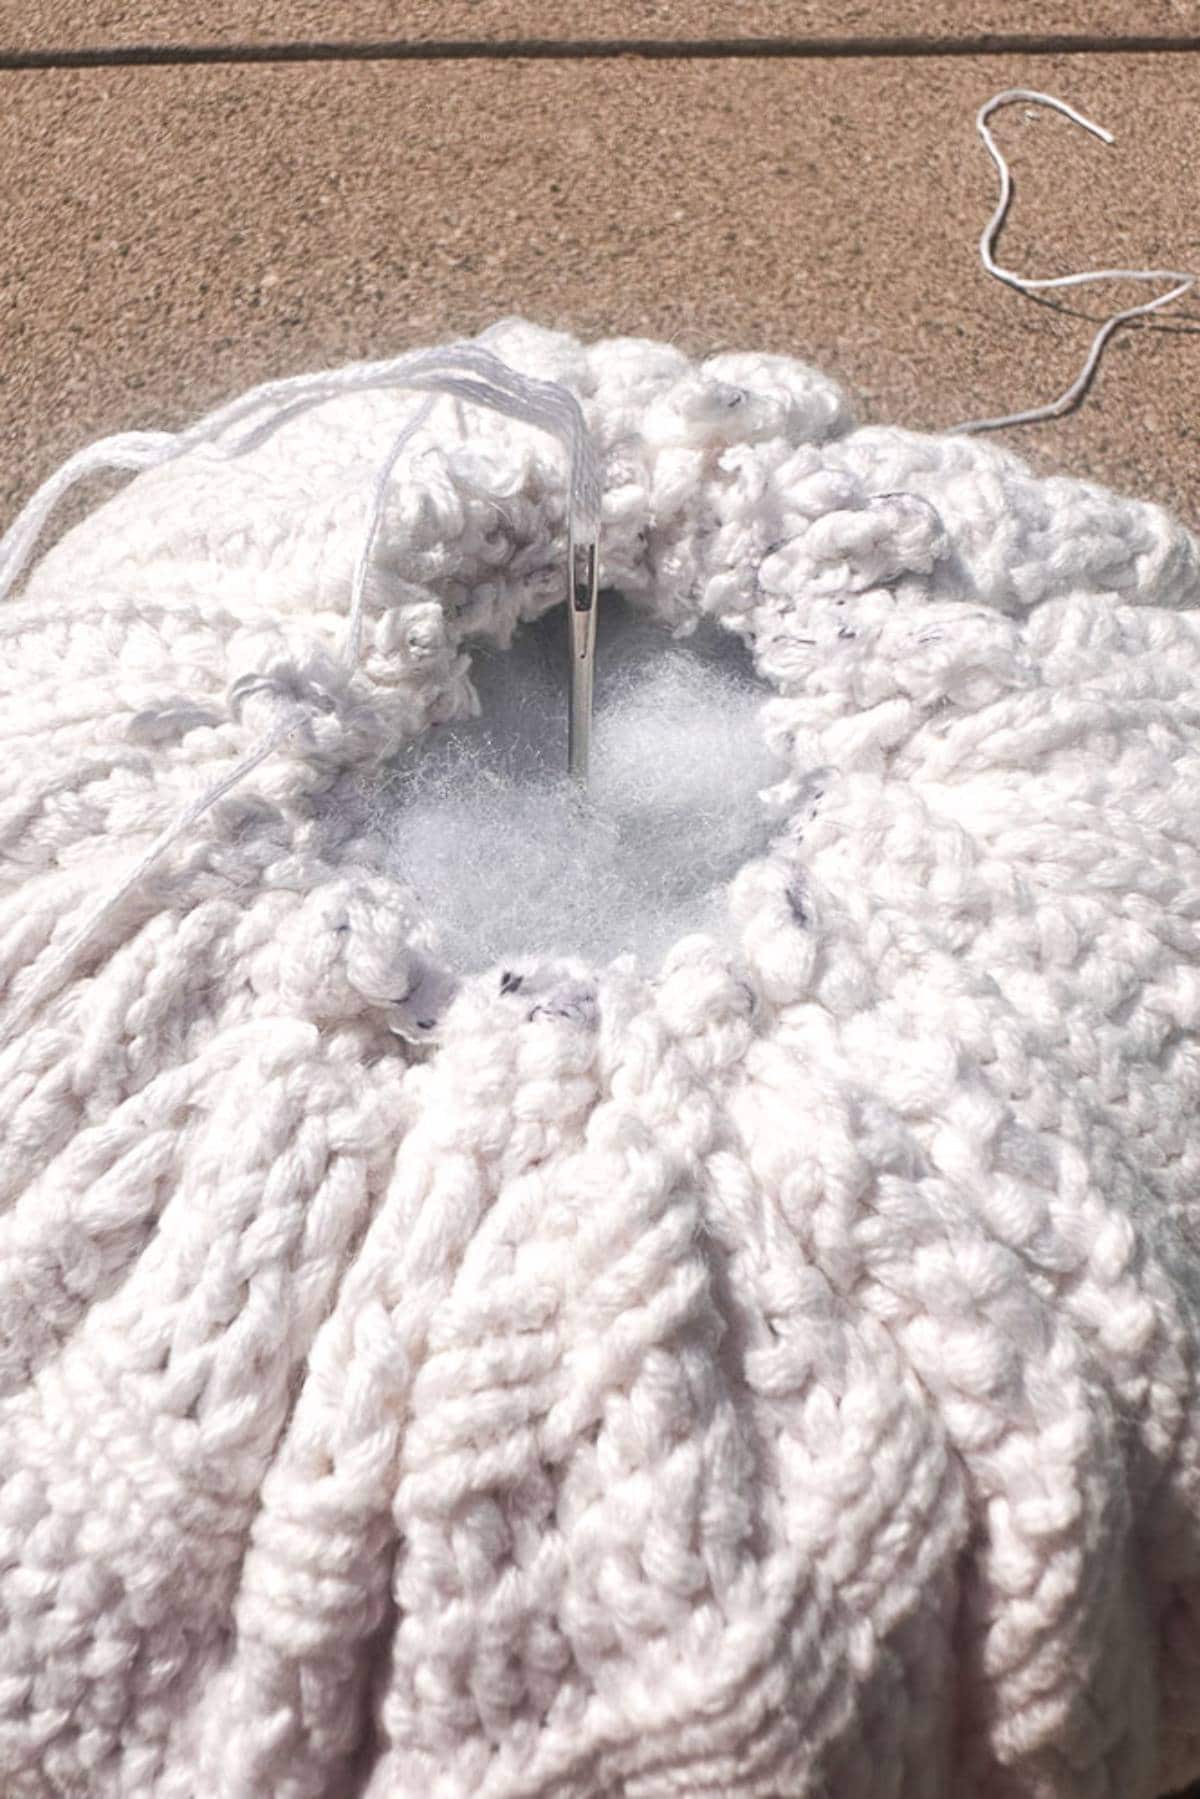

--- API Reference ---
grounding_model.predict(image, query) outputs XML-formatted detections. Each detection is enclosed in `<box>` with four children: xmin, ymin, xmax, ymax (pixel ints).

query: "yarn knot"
<box><xmin>227</xmin><ymin>662</ymin><xmax>342</xmax><ymax>727</ymax></box>
<box><xmin>224</xmin><ymin>648</ymin><xmax>390</xmax><ymax>771</ymax></box>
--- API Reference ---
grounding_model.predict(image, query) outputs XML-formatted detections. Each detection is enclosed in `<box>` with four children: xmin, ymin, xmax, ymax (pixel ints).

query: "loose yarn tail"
<box><xmin>949</xmin><ymin>88</ymin><xmax>1196</xmax><ymax>434</ymax></box>
<box><xmin>0</xmin><ymin>431</ymin><xmax>177</xmax><ymax>603</ymax></box>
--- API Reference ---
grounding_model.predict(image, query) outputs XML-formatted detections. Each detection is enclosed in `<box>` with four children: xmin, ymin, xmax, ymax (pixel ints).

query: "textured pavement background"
<box><xmin>3</xmin><ymin>12</ymin><xmax>1200</xmax><ymax>1791</ymax></box>
<box><xmin>4</xmin><ymin>15</ymin><xmax>1200</xmax><ymax>536</ymax></box>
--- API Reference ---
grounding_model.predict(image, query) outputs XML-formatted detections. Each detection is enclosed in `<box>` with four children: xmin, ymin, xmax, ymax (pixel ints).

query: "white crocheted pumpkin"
<box><xmin>3</xmin><ymin>319</ymin><xmax>1200</xmax><ymax>1799</ymax></box>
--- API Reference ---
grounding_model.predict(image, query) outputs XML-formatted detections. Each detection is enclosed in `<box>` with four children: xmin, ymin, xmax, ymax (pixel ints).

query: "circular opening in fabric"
<box><xmin>355</xmin><ymin>596</ymin><xmax>784</xmax><ymax>975</ymax></box>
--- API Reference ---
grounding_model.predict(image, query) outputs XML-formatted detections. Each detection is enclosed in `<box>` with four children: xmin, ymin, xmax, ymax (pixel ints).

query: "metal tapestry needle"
<box><xmin>567</xmin><ymin>531</ymin><xmax>600</xmax><ymax>787</ymax></box>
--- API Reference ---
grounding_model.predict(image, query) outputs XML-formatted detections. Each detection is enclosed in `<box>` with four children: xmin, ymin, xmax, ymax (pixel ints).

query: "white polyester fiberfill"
<box><xmin>365</xmin><ymin>599</ymin><xmax>785</xmax><ymax>974</ymax></box>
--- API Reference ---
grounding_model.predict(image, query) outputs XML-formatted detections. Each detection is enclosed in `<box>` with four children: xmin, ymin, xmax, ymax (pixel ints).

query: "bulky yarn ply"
<box><xmin>4</xmin><ymin>317</ymin><xmax>1200</xmax><ymax>1798</ymax></box>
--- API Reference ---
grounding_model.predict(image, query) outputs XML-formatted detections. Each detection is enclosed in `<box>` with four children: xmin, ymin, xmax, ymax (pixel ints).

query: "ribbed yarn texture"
<box><xmin>4</xmin><ymin>318</ymin><xmax>1200</xmax><ymax>1797</ymax></box>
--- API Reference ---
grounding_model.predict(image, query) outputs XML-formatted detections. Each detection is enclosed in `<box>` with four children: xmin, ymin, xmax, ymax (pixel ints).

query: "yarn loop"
<box><xmin>227</xmin><ymin>666</ymin><xmax>341</xmax><ymax>723</ymax></box>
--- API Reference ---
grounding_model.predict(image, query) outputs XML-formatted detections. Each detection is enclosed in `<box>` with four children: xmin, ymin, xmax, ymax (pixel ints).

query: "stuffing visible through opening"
<box><xmin>363</xmin><ymin>597</ymin><xmax>785</xmax><ymax>974</ymax></box>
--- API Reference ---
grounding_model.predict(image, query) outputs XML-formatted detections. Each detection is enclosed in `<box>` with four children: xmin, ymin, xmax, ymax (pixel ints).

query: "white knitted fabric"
<box><xmin>4</xmin><ymin>317</ymin><xmax>1200</xmax><ymax>1799</ymax></box>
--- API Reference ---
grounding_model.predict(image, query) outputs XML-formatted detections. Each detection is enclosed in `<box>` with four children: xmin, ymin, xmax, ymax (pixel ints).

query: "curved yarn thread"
<box><xmin>950</xmin><ymin>89</ymin><xmax>1196</xmax><ymax>433</ymax></box>
<box><xmin>0</xmin><ymin>345</ymin><xmax>602</xmax><ymax>1053</ymax></box>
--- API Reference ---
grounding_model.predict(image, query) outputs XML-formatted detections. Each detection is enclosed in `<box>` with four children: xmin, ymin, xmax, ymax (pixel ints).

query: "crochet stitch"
<box><xmin>3</xmin><ymin>318</ymin><xmax>1200</xmax><ymax>1798</ymax></box>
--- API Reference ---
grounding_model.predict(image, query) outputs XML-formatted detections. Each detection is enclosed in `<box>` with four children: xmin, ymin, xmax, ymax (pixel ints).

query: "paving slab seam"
<box><xmin>7</xmin><ymin>32</ymin><xmax>1200</xmax><ymax>72</ymax></box>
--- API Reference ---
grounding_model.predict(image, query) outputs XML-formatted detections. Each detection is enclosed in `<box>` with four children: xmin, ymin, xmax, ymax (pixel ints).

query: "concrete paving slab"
<box><xmin>3</xmin><ymin>54</ymin><xmax>1200</xmax><ymax>540</ymax></box>
<box><xmin>4</xmin><ymin>2</ymin><xmax>1196</xmax><ymax>54</ymax></box>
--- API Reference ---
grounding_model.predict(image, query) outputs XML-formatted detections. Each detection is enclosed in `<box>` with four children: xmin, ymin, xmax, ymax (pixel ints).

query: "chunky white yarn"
<box><xmin>4</xmin><ymin>316</ymin><xmax>1200</xmax><ymax>1799</ymax></box>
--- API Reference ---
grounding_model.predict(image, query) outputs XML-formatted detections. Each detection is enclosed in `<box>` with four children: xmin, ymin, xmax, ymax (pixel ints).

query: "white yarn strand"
<box><xmin>950</xmin><ymin>88</ymin><xmax>1196</xmax><ymax>434</ymax></box>
<box><xmin>0</xmin><ymin>430</ymin><xmax>177</xmax><ymax>601</ymax></box>
<box><xmin>344</xmin><ymin>391</ymin><xmax>439</xmax><ymax>671</ymax></box>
